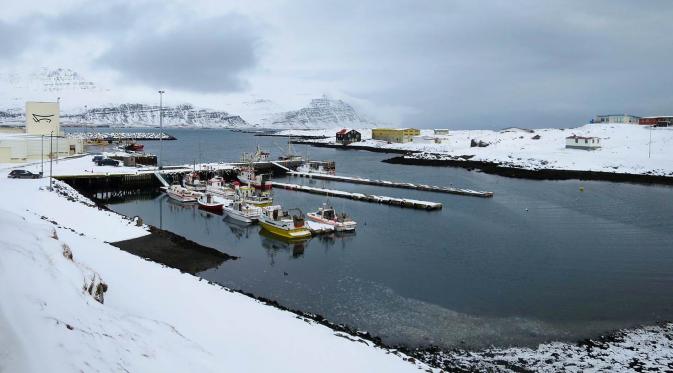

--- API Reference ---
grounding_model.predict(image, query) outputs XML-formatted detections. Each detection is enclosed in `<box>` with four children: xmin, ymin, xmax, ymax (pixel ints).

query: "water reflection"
<box><xmin>259</xmin><ymin>229</ymin><xmax>309</xmax><ymax>263</ymax></box>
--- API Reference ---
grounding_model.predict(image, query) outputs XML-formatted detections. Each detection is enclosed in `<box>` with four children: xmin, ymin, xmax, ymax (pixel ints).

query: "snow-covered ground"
<box><xmin>280</xmin><ymin>123</ymin><xmax>673</xmax><ymax>177</ymax></box>
<box><xmin>1</xmin><ymin>153</ymin><xmax>673</xmax><ymax>371</ymax></box>
<box><xmin>0</xmin><ymin>177</ymin><xmax>429</xmax><ymax>372</ymax></box>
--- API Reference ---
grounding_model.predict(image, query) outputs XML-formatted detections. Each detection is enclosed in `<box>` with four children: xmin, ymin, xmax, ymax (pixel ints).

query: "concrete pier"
<box><xmin>287</xmin><ymin>171</ymin><xmax>493</xmax><ymax>198</ymax></box>
<box><xmin>274</xmin><ymin>182</ymin><xmax>443</xmax><ymax>210</ymax></box>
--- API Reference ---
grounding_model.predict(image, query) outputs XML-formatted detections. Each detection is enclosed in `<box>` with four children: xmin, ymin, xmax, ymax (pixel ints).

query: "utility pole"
<box><xmin>49</xmin><ymin>131</ymin><xmax>53</xmax><ymax>190</ymax></box>
<box><xmin>649</xmin><ymin>124</ymin><xmax>652</xmax><ymax>159</ymax></box>
<box><xmin>158</xmin><ymin>90</ymin><xmax>165</xmax><ymax>169</ymax></box>
<box><xmin>41</xmin><ymin>135</ymin><xmax>44</xmax><ymax>176</ymax></box>
<box><xmin>55</xmin><ymin>132</ymin><xmax>59</xmax><ymax>163</ymax></box>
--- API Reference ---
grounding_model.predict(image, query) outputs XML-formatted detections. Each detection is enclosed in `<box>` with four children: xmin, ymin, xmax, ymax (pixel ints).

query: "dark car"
<box><xmin>97</xmin><ymin>158</ymin><xmax>120</xmax><ymax>167</ymax></box>
<box><xmin>92</xmin><ymin>155</ymin><xmax>105</xmax><ymax>163</ymax></box>
<box><xmin>8</xmin><ymin>169</ymin><xmax>41</xmax><ymax>179</ymax></box>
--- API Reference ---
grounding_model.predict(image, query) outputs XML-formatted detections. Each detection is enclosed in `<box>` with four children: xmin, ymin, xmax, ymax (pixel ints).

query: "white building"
<box><xmin>412</xmin><ymin>135</ymin><xmax>447</xmax><ymax>144</ymax></box>
<box><xmin>0</xmin><ymin>101</ymin><xmax>84</xmax><ymax>163</ymax></box>
<box><xmin>594</xmin><ymin>114</ymin><xmax>640</xmax><ymax>124</ymax></box>
<box><xmin>565</xmin><ymin>135</ymin><xmax>601</xmax><ymax>150</ymax></box>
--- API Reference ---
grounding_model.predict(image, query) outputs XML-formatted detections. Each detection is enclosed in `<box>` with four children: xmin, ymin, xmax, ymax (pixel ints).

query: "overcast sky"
<box><xmin>1</xmin><ymin>0</ymin><xmax>673</xmax><ymax>129</ymax></box>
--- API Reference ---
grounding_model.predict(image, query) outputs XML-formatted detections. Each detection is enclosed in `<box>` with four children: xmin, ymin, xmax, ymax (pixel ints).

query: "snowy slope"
<box><xmin>0</xmin><ymin>176</ymin><xmax>427</xmax><ymax>372</ymax></box>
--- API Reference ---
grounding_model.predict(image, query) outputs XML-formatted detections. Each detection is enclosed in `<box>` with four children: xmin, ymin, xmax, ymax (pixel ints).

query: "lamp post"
<box><xmin>158</xmin><ymin>90</ymin><xmax>165</xmax><ymax>169</ymax></box>
<box><xmin>41</xmin><ymin>135</ymin><xmax>44</xmax><ymax>176</ymax></box>
<box><xmin>49</xmin><ymin>131</ymin><xmax>53</xmax><ymax>190</ymax></box>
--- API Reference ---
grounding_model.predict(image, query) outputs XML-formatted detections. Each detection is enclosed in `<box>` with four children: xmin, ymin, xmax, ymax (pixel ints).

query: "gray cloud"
<box><xmin>97</xmin><ymin>14</ymin><xmax>259</xmax><ymax>92</ymax></box>
<box><xmin>0</xmin><ymin>20</ymin><xmax>30</xmax><ymax>60</ymax></box>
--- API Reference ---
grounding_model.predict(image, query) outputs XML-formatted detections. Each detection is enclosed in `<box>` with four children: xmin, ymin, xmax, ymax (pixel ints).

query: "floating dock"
<box><xmin>274</xmin><ymin>182</ymin><xmax>442</xmax><ymax>210</ymax></box>
<box><xmin>287</xmin><ymin>171</ymin><xmax>493</xmax><ymax>198</ymax></box>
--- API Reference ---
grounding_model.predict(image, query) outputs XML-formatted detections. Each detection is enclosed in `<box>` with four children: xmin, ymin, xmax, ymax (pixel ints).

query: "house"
<box><xmin>639</xmin><ymin>116</ymin><xmax>673</xmax><ymax>127</ymax></box>
<box><xmin>335</xmin><ymin>129</ymin><xmax>361</xmax><ymax>144</ymax></box>
<box><xmin>594</xmin><ymin>114</ymin><xmax>641</xmax><ymax>124</ymax></box>
<box><xmin>565</xmin><ymin>135</ymin><xmax>601</xmax><ymax>150</ymax></box>
<box><xmin>371</xmin><ymin>128</ymin><xmax>420</xmax><ymax>143</ymax></box>
<box><xmin>434</xmin><ymin>129</ymin><xmax>449</xmax><ymax>135</ymax></box>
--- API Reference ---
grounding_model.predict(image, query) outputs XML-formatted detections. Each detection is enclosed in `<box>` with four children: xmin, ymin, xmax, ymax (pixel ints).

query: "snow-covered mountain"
<box><xmin>61</xmin><ymin>103</ymin><xmax>247</xmax><ymax>128</ymax></box>
<box><xmin>0</xmin><ymin>67</ymin><xmax>378</xmax><ymax>129</ymax></box>
<box><xmin>268</xmin><ymin>96</ymin><xmax>375</xmax><ymax>129</ymax></box>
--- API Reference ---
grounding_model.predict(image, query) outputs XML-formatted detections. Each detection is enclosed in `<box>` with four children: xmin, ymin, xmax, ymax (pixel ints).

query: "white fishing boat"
<box><xmin>237</xmin><ymin>166</ymin><xmax>273</xmax><ymax>190</ymax></box>
<box><xmin>166</xmin><ymin>184</ymin><xmax>200</xmax><ymax>203</ymax></box>
<box><xmin>197</xmin><ymin>193</ymin><xmax>230</xmax><ymax>214</ymax></box>
<box><xmin>296</xmin><ymin>160</ymin><xmax>336</xmax><ymax>175</ymax></box>
<box><xmin>183</xmin><ymin>172</ymin><xmax>207</xmax><ymax>192</ymax></box>
<box><xmin>306</xmin><ymin>203</ymin><xmax>357</xmax><ymax>232</ymax></box>
<box><xmin>224</xmin><ymin>200</ymin><xmax>262</xmax><ymax>224</ymax></box>
<box><xmin>206</xmin><ymin>176</ymin><xmax>236</xmax><ymax>198</ymax></box>
<box><xmin>259</xmin><ymin>205</ymin><xmax>311</xmax><ymax>239</ymax></box>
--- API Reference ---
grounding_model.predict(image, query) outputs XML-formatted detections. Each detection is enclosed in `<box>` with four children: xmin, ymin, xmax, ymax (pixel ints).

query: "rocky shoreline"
<box><xmin>383</xmin><ymin>155</ymin><xmax>673</xmax><ymax>185</ymax></box>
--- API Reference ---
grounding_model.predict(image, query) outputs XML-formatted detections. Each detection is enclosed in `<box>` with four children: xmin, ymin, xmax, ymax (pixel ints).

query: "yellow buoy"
<box><xmin>579</xmin><ymin>186</ymin><xmax>584</xmax><ymax>192</ymax></box>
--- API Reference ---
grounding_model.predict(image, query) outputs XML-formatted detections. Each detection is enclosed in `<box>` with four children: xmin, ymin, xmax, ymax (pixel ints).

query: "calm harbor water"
<box><xmin>71</xmin><ymin>128</ymin><xmax>673</xmax><ymax>349</ymax></box>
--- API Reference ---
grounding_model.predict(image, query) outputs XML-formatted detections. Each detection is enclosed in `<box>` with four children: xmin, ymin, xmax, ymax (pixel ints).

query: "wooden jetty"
<box><xmin>274</xmin><ymin>182</ymin><xmax>442</xmax><ymax>210</ymax></box>
<box><xmin>287</xmin><ymin>171</ymin><xmax>493</xmax><ymax>198</ymax></box>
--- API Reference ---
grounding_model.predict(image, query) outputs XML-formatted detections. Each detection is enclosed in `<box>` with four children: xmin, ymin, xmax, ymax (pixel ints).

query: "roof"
<box><xmin>596</xmin><ymin>114</ymin><xmax>640</xmax><ymax>117</ymax></box>
<box><xmin>641</xmin><ymin>116</ymin><xmax>673</xmax><ymax>119</ymax></box>
<box><xmin>336</xmin><ymin>128</ymin><xmax>348</xmax><ymax>135</ymax></box>
<box><xmin>566</xmin><ymin>135</ymin><xmax>599</xmax><ymax>140</ymax></box>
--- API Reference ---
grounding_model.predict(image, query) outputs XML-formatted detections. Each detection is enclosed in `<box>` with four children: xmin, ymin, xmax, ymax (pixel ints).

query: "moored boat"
<box><xmin>306</xmin><ymin>203</ymin><xmax>357</xmax><ymax>232</ymax></box>
<box><xmin>184</xmin><ymin>172</ymin><xmax>207</xmax><ymax>192</ymax></box>
<box><xmin>197</xmin><ymin>193</ymin><xmax>229</xmax><ymax>214</ymax></box>
<box><xmin>206</xmin><ymin>176</ymin><xmax>236</xmax><ymax>198</ymax></box>
<box><xmin>259</xmin><ymin>205</ymin><xmax>311</xmax><ymax>239</ymax></box>
<box><xmin>237</xmin><ymin>166</ymin><xmax>273</xmax><ymax>190</ymax></box>
<box><xmin>166</xmin><ymin>184</ymin><xmax>200</xmax><ymax>203</ymax></box>
<box><xmin>124</xmin><ymin>142</ymin><xmax>144</xmax><ymax>152</ymax></box>
<box><xmin>223</xmin><ymin>200</ymin><xmax>262</xmax><ymax>224</ymax></box>
<box><xmin>236</xmin><ymin>185</ymin><xmax>273</xmax><ymax>207</ymax></box>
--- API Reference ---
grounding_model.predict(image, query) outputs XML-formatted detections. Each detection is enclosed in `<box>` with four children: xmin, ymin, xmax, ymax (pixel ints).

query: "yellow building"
<box><xmin>371</xmin><ymin>128</ymin><xmax>420</xmax><ymax>143</ymax></box>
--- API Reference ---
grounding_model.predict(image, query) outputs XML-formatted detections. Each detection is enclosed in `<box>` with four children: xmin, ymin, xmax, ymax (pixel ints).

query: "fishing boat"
<box><xmin>307</xmin><ymin>203</ymin><xmax>357</xmax><ymax>232</ymax></box>
<box><xmin>124</xmin><ymin>142</ymin><xmax>144</xmax><ymax>152</ymax></box>
<box><xmin>296</xmin><ymin>160</ymin><xmax>336</xmax><ymax>175</ymax></box>
<box><xmin>240</xmin><ymin>145</ymin><xmax>270</xmax><ymax>162</ymax></box>
<box><xmin>183</xmin><ymin>172</ymin><xmax>207</xmax><ymax>192</ymax></box>
<box><xmin>237</xmin><ymin>166</ymin><xmax>273</xmax><ymax>190</ymax></box>
<box><xmin>197</xmin><ymin>193</ymin><xmax>229</xmax><ymax>214</ymax></box>
<box><xmin>237</xmin><ymin>185</ymin><xmax>273</xmax><ymax>207</ymax></box>
<box><xmin>165</xmin><ymin>184</ymin><xmax>200</xmax><ymax>203</ymax></box>
<box><xmin>223</xmin><ymin>200</ymin><xmax>262</xmax><ymax>224</ymax></box>
<box><xmin>206</xmin><ymin>176</ymin><xmax>236</xmax><ymax>198</ymax></box>
<box><xmin>277</xmin><ymin>133</ymin><xmax>302</xmax><ymax>161</ymax></box>
<box><xmin>259</xmin><ymin>205</ymin><xmax>311</xmax><ymax>239</ymax></box>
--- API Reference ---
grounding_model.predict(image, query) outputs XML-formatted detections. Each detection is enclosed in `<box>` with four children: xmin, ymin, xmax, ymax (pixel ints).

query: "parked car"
<box><xmin>8</xmin><ymin>169</ymin><xmax>41</xmax><ymax>179</ymax></box>
<box><xmin>97</xmin><ymin>158</ymin><xmax>120</xmax><ymax>167</ymax></box>
<box><xmin>92</xmin><ymin>155</ymin><xmax>105</xmax><ymax>163</ymax></box>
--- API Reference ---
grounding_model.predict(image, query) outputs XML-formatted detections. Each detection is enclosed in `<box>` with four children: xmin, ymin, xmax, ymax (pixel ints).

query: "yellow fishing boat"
<box><xmin>259</xmin><ymin>205</ymin><xmax>311</xmax><ymax>239</ymax></box>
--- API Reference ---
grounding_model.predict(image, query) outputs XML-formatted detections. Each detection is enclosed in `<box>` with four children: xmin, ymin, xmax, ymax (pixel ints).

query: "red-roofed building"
<box><xmin>335</xmin><ymin>129</ymin><xmax>361</xmax><ymax>145</ymax></box>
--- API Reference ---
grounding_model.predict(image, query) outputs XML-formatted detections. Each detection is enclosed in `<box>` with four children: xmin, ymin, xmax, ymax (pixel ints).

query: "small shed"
<box><xmin>566</xmin><ymin>135</ymin><xmax>601</xmax><ymax>150</ymax></box>
<box><xmin>336</xmin><ymin>129</ymin><xmax>361</xmax><ymax>144</ymax></box>
<box><xmin>434</xmin><ymin>129</ymin><xmax>449</xmax><ymax>135</ymax></box>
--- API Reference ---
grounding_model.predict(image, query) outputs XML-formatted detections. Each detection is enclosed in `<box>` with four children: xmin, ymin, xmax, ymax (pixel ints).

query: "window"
<box><xmin>585</xmin><ymin>139</ymin><xmax>588</xmax><ymax>144</ymax></box>
<box><xmin>575</xmin><ymin>138</ymin><xmax>578</xmax><ymax>143</ymax></box>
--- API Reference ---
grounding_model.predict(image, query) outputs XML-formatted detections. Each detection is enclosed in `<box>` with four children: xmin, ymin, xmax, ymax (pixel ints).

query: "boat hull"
<box><xmin>306</xmin><ymin>213</ymin><xmax>357</xmax><ymax>232</ymax></box>
<box><xmin>259</xmin><ymin>220</ymin><xmax>312</xmax><ymax>239</ymax></box>
<box><xmin>225</xmin><ymin>210</ymin><xmax>256</xmax><ymax>224</ymax></box>
<box><xmin>166</xmin><ymin>190</ymin><xmax>198</xmax><ymax>203</ymax></box>
<box><xmin>198</xmin><ymin>202</ymin><xmax>224</xmax><ymax>213</ymax></box>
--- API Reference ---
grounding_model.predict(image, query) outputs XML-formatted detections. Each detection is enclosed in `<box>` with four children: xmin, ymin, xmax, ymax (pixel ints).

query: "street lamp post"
<box><xmin>41</xmin><ymin>135</ymin><xmax>44</xmax><ymax>176</ymax></box>
<box><xmin>49</xmin><ymin>131</ymin><xmax>53</xmax><ymax>190</ymax></box>
<box><xmin>649</xmin><ymin>124</ymin><xmax>652</xmax><ymax>159</ymax></box>
<box><xmin>158</xmin><ymin>90</ymin><xmax>165</xmax><ymax>169</ymax></box>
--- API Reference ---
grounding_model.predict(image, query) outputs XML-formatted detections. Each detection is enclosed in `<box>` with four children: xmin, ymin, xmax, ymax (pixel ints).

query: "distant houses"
<box><xmin>335</xmin><ymin>128</ymin><xmax>361</xmax><ymax>145</ymax></box>
<box><xmin>593</xmin><ymin>113</ymin><xmax>673</xmax><ymax>127</ymax></box>
<box><xmin>566</xmin><ymin>135</ymin><xmax>601</xmax><ymax>150</ymax></box>
<box><xmin>434</xmin><ymin>129</ymin><xmax>449</xmax><ymax>135</ymax></box>
<box><xmin>372</xmin><ymin>128</ymin><xmax>420</xmax><ymax>143</ymax></box>
<box><xmin>594</xmin><ymin>114</ymin><xmax>641</xmax><ymax>124</ymax></box>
